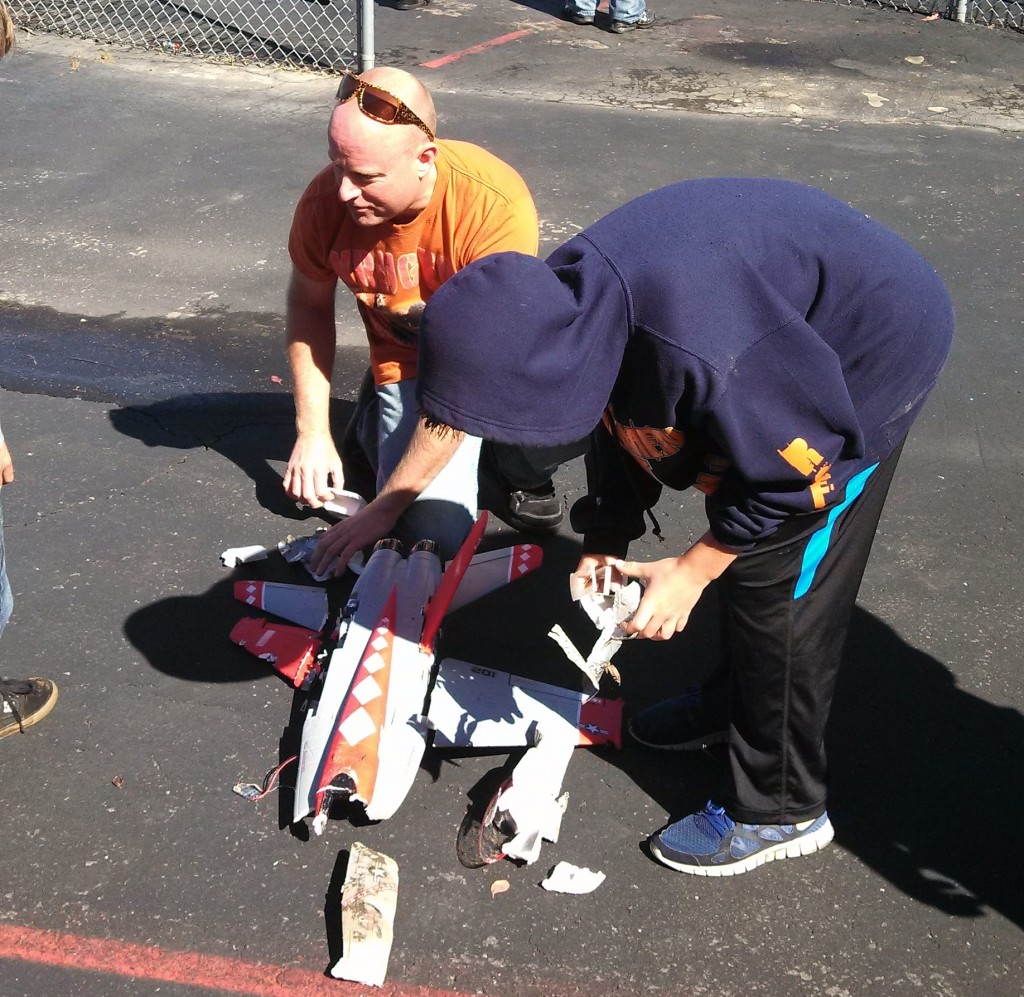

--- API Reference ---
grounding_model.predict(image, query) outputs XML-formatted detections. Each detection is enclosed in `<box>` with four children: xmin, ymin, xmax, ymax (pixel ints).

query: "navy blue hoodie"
<box><xmin>418</xmin><ymin>179</ymin><xmax>954</xmax><ymax>553</ymax></box>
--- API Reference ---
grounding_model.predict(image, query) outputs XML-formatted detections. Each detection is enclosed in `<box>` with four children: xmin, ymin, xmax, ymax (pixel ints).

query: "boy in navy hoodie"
<box><xmin>415</xmin><ymin>178</ymin><xmax>954</xmax><ymax>876</ymax></box>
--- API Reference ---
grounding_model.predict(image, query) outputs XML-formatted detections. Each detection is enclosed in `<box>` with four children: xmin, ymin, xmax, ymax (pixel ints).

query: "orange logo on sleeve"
<box><xmin>778</xmin><ymin>438</ymin><xmax>834</xmax><ymax>509</ymax></box>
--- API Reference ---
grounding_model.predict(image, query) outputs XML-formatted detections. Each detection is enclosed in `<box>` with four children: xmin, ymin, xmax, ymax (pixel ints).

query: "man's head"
<box><xmin>418</xmin><ymin>249</ymin><xmax>630</xmax><ymax>447</ymax></box>
<box><xmin>327</xmin><ymin>68</ymin><xmax>439</xmax><ymax>228</ymax></box>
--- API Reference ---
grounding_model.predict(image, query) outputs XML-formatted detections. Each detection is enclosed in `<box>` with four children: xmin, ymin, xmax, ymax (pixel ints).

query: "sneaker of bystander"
<box><xmin>0</xmin><ymin>678</ymin><xmax>58</xmax><ymax>739</ymax></box>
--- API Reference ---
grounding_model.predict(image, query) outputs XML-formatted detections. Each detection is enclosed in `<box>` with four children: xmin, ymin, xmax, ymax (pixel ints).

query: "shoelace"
<box><xmin>0</xmin><ymin>680</ymin><xmax>32</xmax><ymax>731</ymax></box>
<box><xmin>697</xmin><ymin>802</ymin><xmax>736</xmax><ymax>838</ymax></box>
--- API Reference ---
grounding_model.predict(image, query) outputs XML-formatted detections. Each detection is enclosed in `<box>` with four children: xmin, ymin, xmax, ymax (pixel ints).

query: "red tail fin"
<box><xmin>420</xmin><ymin>511</ymin><xmax>489</xmax><ymax>651</ymax></box>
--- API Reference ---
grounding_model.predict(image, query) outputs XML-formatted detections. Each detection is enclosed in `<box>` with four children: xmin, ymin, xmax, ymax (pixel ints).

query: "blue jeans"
<box><xmin>567</xmin><ymin>0</ymin><xmax>645</xmax><ymax>21</ymax></box>
<box><xmin>352</xmin><ymin>378</ymin><xmax>481</xmax><ymax>562</ymax></box>
<box><xmin>0</xmin><ymin>494</ymin><xmax>12</xmax><ymax>638</ymax></box>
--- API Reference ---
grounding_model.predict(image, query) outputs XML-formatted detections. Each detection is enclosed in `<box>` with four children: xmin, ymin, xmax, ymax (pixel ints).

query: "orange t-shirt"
<box><xmin>288</xmin><ymin>140</ymin><xmax>539</xmax><ymax>385</ymax></box>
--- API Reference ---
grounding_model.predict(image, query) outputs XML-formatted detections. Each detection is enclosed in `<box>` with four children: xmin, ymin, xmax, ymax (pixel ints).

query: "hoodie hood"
<box><xmin>417</xmin><ymin>245</ymin><xmax>629</xmax><ymax>447</ymax></box>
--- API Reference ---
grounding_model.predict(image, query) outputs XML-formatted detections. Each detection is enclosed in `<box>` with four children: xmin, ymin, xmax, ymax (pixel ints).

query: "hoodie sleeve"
<box><xmin>570</xmin><ymin>422</ymin><xmax>662</xmax><ymax>558</ymax></box>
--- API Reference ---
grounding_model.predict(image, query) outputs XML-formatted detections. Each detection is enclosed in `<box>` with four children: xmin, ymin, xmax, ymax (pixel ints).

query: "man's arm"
<box><xmin>311</xmin><ymin>417</ymin><xmax>464</xmax><ymax>575</ymax></box>
<box><xmin>283</xmin><ymin>266</ymin><xmax>346</xmax><ymax>508</ymax></box>
<box><xmin>0</xmin><ymin>433</ymin><xmax>14</xmax><ymax>489</ymax></box>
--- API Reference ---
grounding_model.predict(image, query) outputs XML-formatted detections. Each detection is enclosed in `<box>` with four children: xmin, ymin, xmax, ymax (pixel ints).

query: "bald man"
<box><xmin>284</xmin><ymin>68</ymin><xmax>556</xmax><ymax>574</ymax></box>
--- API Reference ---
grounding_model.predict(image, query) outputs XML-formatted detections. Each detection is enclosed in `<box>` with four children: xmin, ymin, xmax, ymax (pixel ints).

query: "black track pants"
<box><xmin>718</xmin><ymin>438</ymin><xmax>905</xmax><ymax>824</ymax></box>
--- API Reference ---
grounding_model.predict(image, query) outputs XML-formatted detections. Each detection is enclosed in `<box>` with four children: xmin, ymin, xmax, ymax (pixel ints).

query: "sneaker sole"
<box><xmin>628</xmin><ymin>723</ymin><xmax>729</xmax><ymax>752</ymax></box>
<box><xmin>494</xmin><ymin>509</ymin><xmax>564</xmax><ymax>535</ymax></box>
<box><xmin>0</xmin><ymin>679</ymin><xmax>59</xmax><ymax>739</ymax></box>
<box><xmin>650</xmin><ymin>817</ymin><xmax>834</xmax><ymax>876</ymax></box>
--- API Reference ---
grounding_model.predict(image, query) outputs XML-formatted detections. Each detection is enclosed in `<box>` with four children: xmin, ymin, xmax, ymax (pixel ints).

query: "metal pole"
<box><xmin>359</xmin><ymin>0</ymin><xmax>374</xmax><ymax>71</ymax></box>
<box><xmin>956</xmin><ymin>0</ymin><xmax>968</xmax><ymax>22</ymax></box>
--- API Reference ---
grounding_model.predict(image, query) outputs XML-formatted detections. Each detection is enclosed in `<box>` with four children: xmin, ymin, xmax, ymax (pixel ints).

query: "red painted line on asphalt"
<box><xmin>0</xmin><ymin>923</ymin><xmax>467</xmax><ymax>997</ymax></box>
<box><xmin>420</xmin><ymin>30</ymin><xmax>534</xmax><ymax>68</ymax></box>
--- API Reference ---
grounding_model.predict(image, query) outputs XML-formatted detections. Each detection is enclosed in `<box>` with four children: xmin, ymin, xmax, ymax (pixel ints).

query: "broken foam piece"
<box><xmin>541</xmin><ymin>861</ymin><xmax>606</xmax><ymax>894</ymax></box>
<box><xmin>278</xmin><ymin>532</ymin><xmax>333</xmax><ymax>582</ymax></box>
<box><xmin>220</xmin><ymin>544</ymin><xmax>269</xmax><ymax>568</ymax></box>
<box><xmin>330</xmin><ymin>842</ymin><xmax>399</xmax><ymax>987</ymax></box>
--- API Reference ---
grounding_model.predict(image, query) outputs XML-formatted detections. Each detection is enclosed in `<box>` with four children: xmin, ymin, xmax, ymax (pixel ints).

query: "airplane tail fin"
<box><xmin>420</xmin><ymin>511</ymin><xmax>490</xmax><ymax>651</ymax></box>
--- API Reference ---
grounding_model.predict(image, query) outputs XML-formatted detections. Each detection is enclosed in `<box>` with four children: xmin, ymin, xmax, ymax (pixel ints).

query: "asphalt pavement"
<box><xmin>1</xmin><ymin>2</ymin><xmax>1023</xmax><ymax>995</ymax></box>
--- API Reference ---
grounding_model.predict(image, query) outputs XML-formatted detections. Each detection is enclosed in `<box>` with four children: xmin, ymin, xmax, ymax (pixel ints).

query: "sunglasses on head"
<box><xmin>335</xmin><ymin>72</ymin><xmax>435</xmax><ymax>141</ymax></box>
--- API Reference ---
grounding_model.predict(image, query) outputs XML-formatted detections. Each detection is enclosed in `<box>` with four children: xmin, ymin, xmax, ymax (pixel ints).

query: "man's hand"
<box><xmin>614</xmin><ymin>532</ymin><xmax>739</xmax><ymax>641</ymax></box>
<box><xmin>309</xmin><ymin>416</ymin><xmax>465</xmax><ymax>577</ymax></box>
<box><xmin>283</xmin><ymin>433</ymin><xmax>345</xmax><ymax>509</ymax></box>
<box><xmin>0</xmin><ymin>442</ymin><xmax>13</xmax><ymax>488</ymax></box>
<box><xmin>571</xmin><ymin>553</ymin><xmax>629</xmax><ymax>598</ymax></box>
<box><xmin>311</xmin><ymin>498</ymin><xmax>403</xmax><ymax>577</ymax></box>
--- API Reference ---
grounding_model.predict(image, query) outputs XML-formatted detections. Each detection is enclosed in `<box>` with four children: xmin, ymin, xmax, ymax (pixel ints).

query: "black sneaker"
<box><xmin>561</xmin><ymin>5</ymin><xmax>595</xmax><ymax>24</ymax></box>
<box><xmin>393</xmin><ymin>0</ymin><xmax>430</xmax><ymax>9</ymax></box>
<box><xmin>0</xmin><ymin>678</ymin><xmax>58</xmax><ymax>739</ymax></box>
<box><xmin>609</xmin><ymin>10</ymin><xmax>656</xmax><ymax>32</ymax></box>
<box><xmin>628</xmin><ymin>684</ymin><xmax>728</xmax><ymax>750</ymax></box>
<box><xmin>500</xmin><ymin>482</ymin><xmax>564</xmax><ymax>535</ymax></box>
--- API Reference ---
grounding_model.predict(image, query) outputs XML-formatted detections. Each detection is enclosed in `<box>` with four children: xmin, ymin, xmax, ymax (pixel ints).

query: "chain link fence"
<box><xmin>7</xmin><ymin>0</ymin><xmax>372</xmax><ymax>71</ymax></box>
<box><xmin>800</xmin><ymin>0</ymin><xmax>1023</xmax><ymax>30</ymax></box>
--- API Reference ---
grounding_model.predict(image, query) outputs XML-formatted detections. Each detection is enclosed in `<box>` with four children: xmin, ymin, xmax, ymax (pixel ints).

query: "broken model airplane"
<box><xmin>229</xmin><ymin>511</ymin><xmax>625</xmax><ymax>862</ymax></box>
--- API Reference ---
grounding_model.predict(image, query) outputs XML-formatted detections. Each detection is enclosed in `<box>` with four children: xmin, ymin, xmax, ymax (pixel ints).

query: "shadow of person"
<box><xmin>589</xmin><ymin>599</ymin><xmax>1024</xmax><ymax>930</ymax></box>
<box><xmin>108</xmin><ymin>391</ymin><xmax>364</xmax><ymax>521</ymax></box>
<box><xmin>828</xmin><ymin>609</ymin><xmax>1024</xmax><ymax>928</ymax></box>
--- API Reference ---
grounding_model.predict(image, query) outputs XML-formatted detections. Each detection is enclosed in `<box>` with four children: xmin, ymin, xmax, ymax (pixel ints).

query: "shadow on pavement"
<box><xmin>109</xmin><ymin>391</ymin><xmax>360</xmax><ymax>521</ymax></box>
<box><xmin>829</xmin><ymin>610</ymin><xmax>1024</xmax><ymax>929</ymax></box>
<box><xmin>114</xmin><ymin>391</ymin><xmax>1022</xmax><ymax>929</ymax></box>
<box><xmin>599</xmin><ymin>603</ymin><xmax>1024</xmax><ymax>931</ymax></box>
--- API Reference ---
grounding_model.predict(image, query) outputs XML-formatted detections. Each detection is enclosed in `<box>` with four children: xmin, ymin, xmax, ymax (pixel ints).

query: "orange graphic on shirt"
<box><xmin>777</xmin><ymin>438</ymin><xmax>834</xmax><ymax>509</ymax></box>
<box><xmin>331</xmin><ymin>248</ymin><xmax>453</xmax><ymax>296</ymax></box>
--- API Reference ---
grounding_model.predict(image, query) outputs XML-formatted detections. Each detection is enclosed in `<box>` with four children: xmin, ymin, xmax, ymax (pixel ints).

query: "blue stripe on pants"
<box><xmin>794</xmin><ymin>463</ymin><xmax>879</xmax><ymax>600</ymax></box>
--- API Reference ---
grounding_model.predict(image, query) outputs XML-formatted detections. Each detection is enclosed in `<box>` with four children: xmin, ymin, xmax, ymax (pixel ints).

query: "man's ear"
<box><xmin>416</xmin><ymin>142</ymin><xmax>438</xmax><ymax>178</ymax></box>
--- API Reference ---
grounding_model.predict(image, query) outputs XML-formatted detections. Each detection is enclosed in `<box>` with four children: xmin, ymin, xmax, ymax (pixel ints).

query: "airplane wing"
<box><xmin>426</xmin><ymin>657</ymin><xmax>622</xmax><ymax>750</ymax></box>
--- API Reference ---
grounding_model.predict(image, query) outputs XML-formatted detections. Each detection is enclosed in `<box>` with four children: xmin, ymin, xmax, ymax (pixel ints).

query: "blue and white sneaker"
<box><xmin>649</xmin><ymin>801</ymin><xmax>834</xmax><ymax>876</ymax></box>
